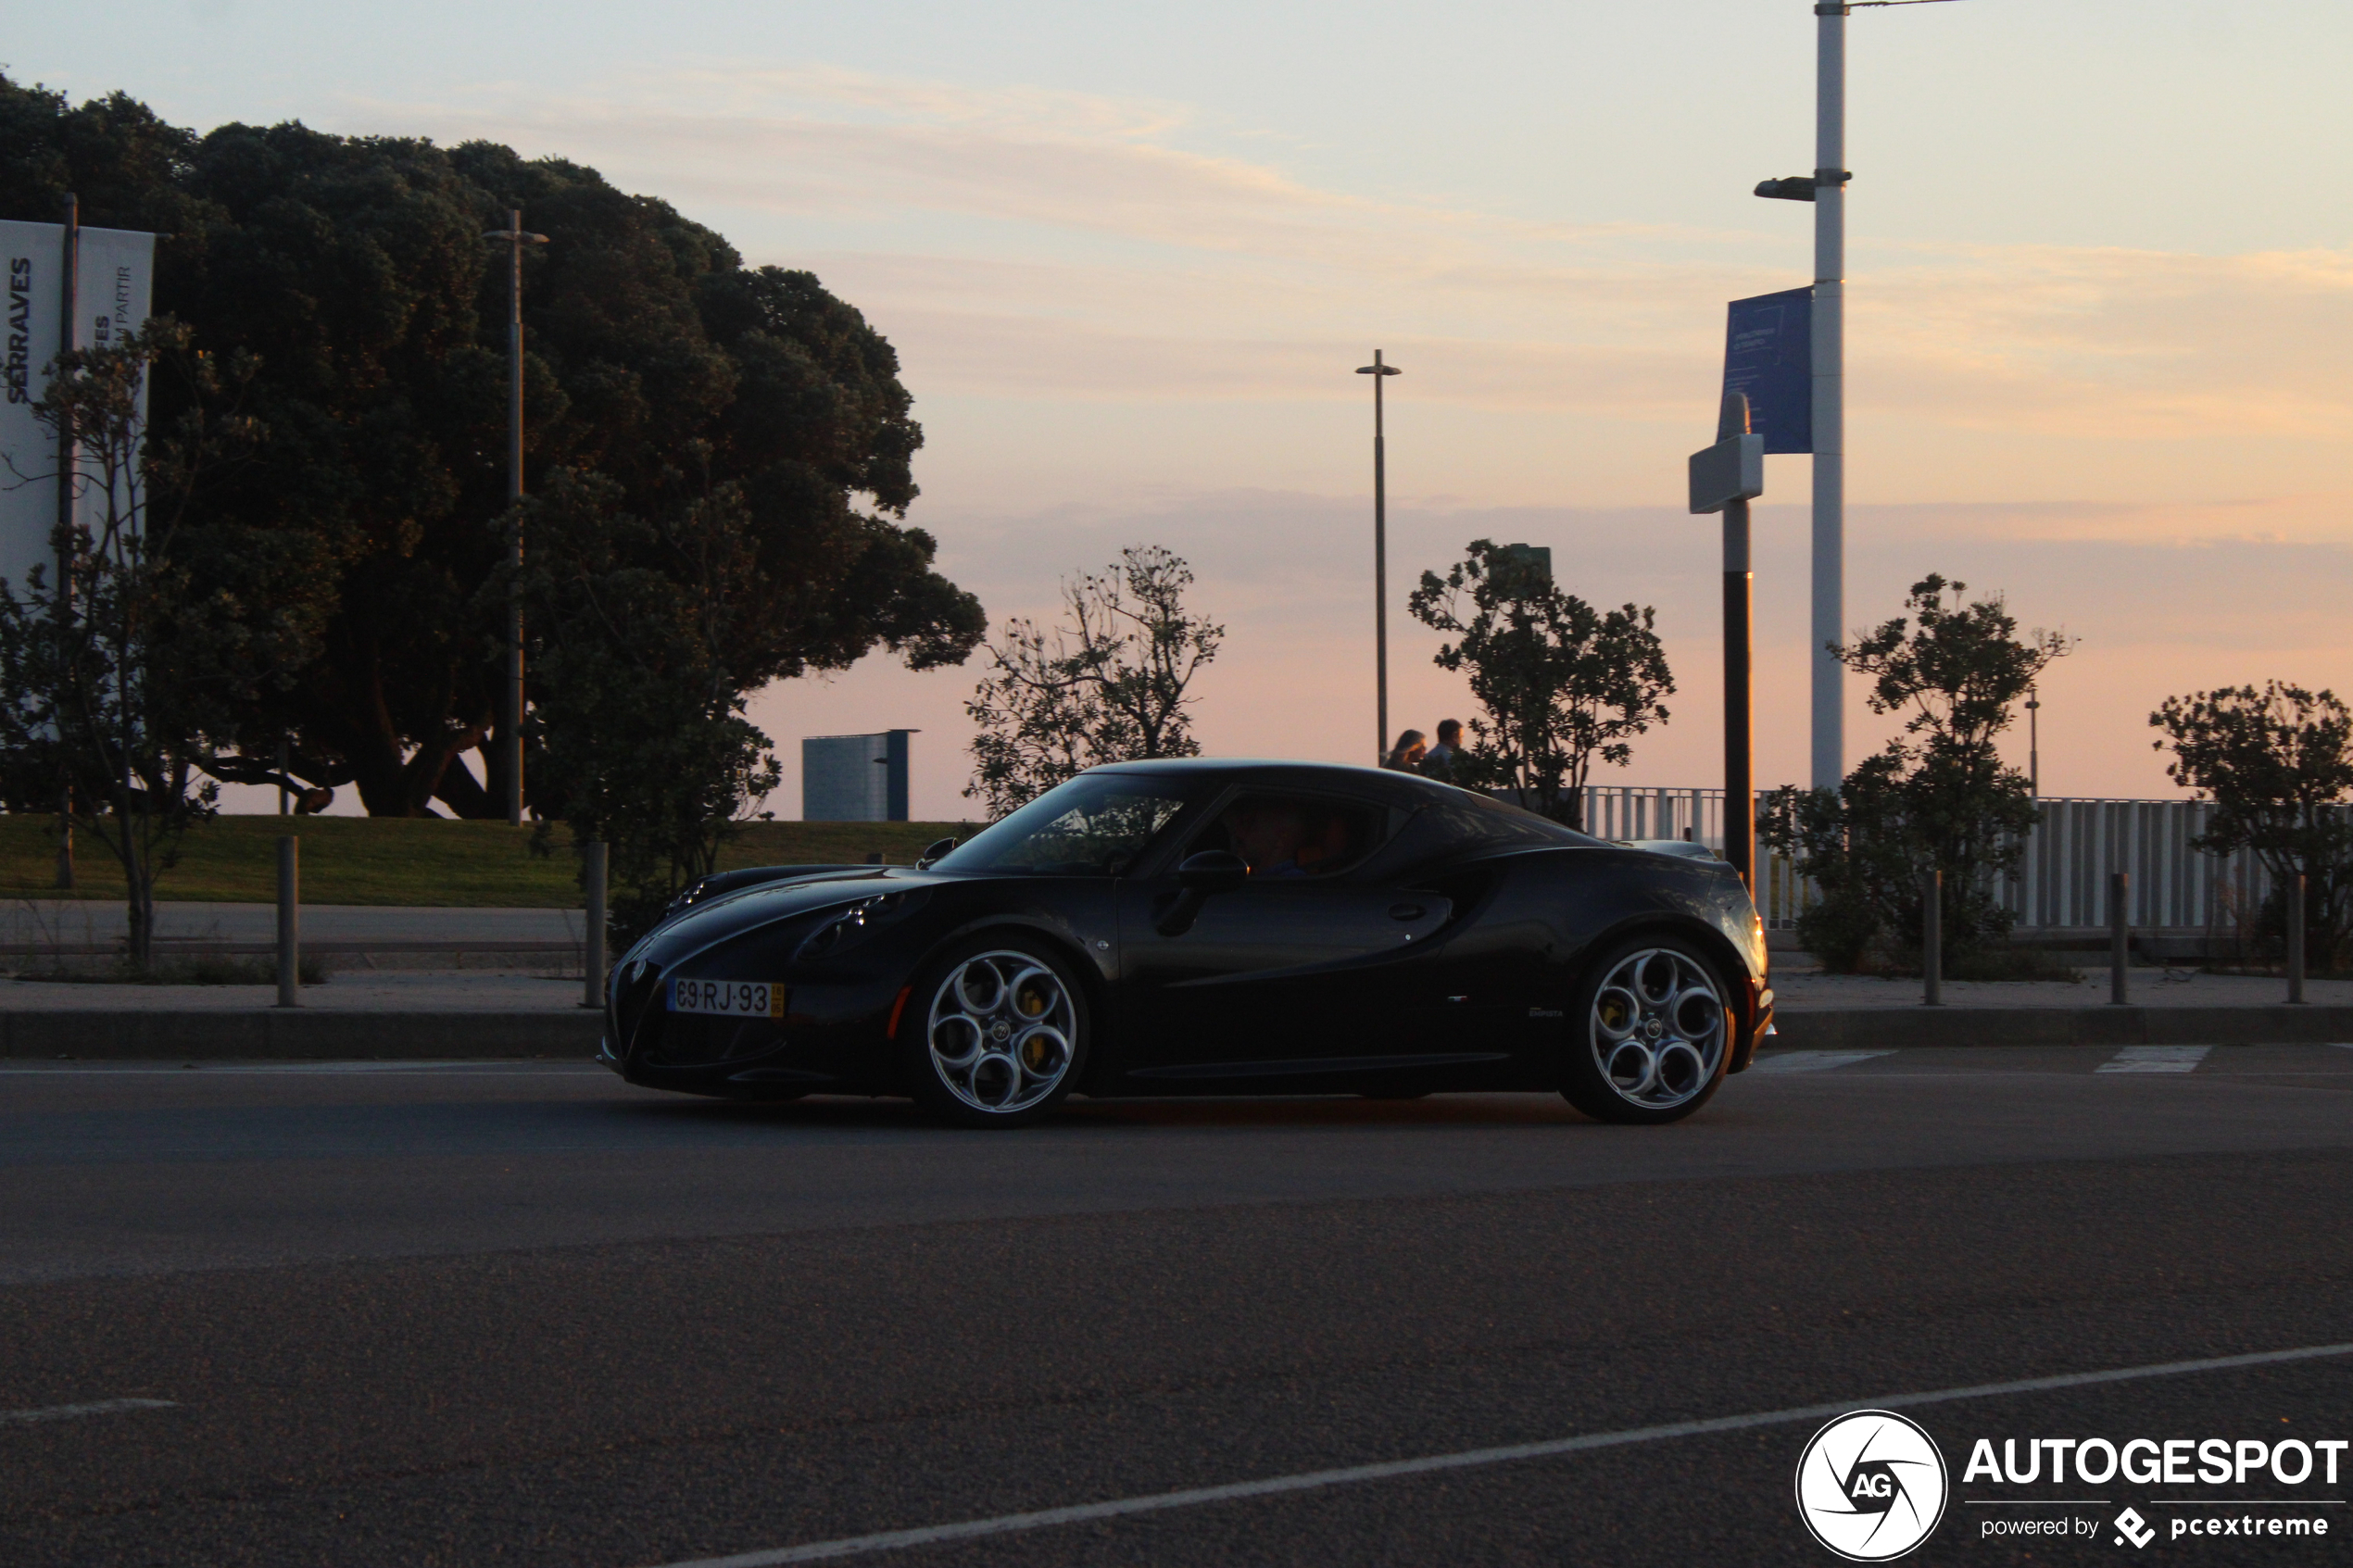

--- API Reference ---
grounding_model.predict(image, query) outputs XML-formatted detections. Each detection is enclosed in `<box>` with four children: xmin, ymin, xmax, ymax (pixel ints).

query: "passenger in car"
<box><xmin>1294</xmin><ymin>811</ymin><xmax>1355</xmax><ymax>873</ymax></box>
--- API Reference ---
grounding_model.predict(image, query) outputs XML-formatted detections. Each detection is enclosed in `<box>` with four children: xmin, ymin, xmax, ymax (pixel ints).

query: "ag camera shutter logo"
<box><xmin>1795</xmin><ymin>1410</ymin><xmax>1950</xmax><ymax>1561</ymax></box>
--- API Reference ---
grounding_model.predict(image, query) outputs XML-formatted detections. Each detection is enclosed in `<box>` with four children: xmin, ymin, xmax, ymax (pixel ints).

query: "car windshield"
<box><xmin>934</xmin><ymin>774</ymin><xmax>1192</xmax><ymax>876</ymax></box>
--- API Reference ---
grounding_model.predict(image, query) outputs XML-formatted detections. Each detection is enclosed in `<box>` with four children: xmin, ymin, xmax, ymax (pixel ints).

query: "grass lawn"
<box><xmin>0</xmin><ymin>816</ymin><xmax>984</xmax><ymax>907</ymax></box>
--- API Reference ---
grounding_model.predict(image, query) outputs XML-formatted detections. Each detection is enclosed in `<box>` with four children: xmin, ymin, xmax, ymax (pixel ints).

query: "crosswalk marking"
<box><xmin>2096</xmin><ymin>1046</ymin><xmax>2212</xmax><ymax>1074</ymax></box>
<box><xmin>1747</xmin><ymin>1051</ymin><xmax>1893</xmax><ymax>1075</ymax></box>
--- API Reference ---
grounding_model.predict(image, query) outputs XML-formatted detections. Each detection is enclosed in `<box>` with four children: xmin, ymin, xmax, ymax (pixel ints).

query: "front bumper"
<box><xmin>1730</xmin><ymin>979</ymin><xmax>1773</xmax><ymax>1073</ymax></box>
<box><xmin>603</xmin><ymin>968</ymin><xmax>902</xmax><ymax>1098</ymax></box>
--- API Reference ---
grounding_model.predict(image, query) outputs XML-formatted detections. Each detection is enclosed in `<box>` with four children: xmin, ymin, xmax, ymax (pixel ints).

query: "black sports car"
<box><xmin>601</xmin><ymin>759</ymin><xmax>1771</xmax><ymax>1126</ymax></box>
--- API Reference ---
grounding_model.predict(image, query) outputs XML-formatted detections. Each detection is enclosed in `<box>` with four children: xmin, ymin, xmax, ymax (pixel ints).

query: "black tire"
<box><xmin>903</xmin><ymin>935</ymin><xmax>1091</xmax><ymax>1129</ymax></box>
<box><xmin>1558</xmin><ymin>934</ymin><xmax>1732</xmax><ymax>1124</ymax></box>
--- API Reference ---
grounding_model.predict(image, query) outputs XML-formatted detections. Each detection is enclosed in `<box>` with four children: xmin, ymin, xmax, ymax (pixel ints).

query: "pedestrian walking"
<box><xmin>1381</xmin><ymin>729</ymin><xmax>1427</xmax><ymax>771</ymax></box>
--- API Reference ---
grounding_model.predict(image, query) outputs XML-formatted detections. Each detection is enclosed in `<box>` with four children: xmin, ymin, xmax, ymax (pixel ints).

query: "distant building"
<box><xmin>802</xmin><ymin>731</ymin><xmax>914</xmax><ymax>822</ymax></box>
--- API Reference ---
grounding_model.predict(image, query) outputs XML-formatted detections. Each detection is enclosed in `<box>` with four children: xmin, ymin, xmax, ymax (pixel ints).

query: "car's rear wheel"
<box><xmin>1559</xmin><ymin>935</ymin><xmax>1731</xmax><ymax>1124</ymax></box>
<box><xmin>906</xmin><ymin>937</ymin><xmax>1089</xmax><ymax>1129</ymax></box>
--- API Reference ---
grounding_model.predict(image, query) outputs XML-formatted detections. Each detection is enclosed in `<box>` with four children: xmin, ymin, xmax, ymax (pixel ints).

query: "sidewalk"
<box><xmin>0</xmin><ymin>902</ymin><xmax>585</xmax><ymax>970</ymax></box>
<box><xmin>0</xmin><ymin>970</ymin><xmax>601</xmax><ymax>1060</ymax></box>
<box><xmin>0</xmin><ymin>972</ymin><xmax>585</xmax><ymax>1011</ymax></box>
<box><xmin>1767</xmin><ymin>966</ymin><xmax>2353</xmax><ymax>1050</ymax></box>
<box><xmin>1774</xmin><ymin>968</ymin><xmax>2349</xmax><ymax>1010</ymax></box>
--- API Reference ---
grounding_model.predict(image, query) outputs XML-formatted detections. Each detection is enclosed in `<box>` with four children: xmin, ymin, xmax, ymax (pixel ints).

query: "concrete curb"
<box><xmin>1</xmin><ymin>1010</ymin><xmax>602</xmax><ymax>1060</ymax></box>
<box><xmin>9</xmin><ymin>1004</ymin><xmax>2350</xmax><ymax>1062</ymax></box>
<box><xmin>1769</xmin><ymin>1005</ymin><xmax>2353</xmax><ymax>1050</ymax></box>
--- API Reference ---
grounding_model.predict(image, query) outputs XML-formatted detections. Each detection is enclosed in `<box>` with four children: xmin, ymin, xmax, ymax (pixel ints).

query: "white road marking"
<box><xmin>645</xmin><ymin>1341</ymin><xmax>2353</xmax><ymax>1568</ymax></box>
<box><xmin>2097</xmin><ymin>1046</ymin><xmax>2213</xmax><ymax>1073</ymax></box>
<box><xmin>0</xmin><ymin>1398</ymin><xmax>176</xmax><ymax>1427</ymax></box>
<box><xmin>1747</xmin><ymin>1050</ymin><xmax>1892</xmax><ymax>1075</ymax></box>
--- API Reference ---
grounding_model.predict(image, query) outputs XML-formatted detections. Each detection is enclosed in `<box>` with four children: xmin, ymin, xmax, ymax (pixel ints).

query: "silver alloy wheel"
<box><xmin>925</xmin><ymin>950</ymin><xmax>1077</xmax><ymax>1114</ymax></box>
<box><xmin>1588</xmin><ymin>947</ymin><xmax>1726</xmax><ymax>1110</ymax></box>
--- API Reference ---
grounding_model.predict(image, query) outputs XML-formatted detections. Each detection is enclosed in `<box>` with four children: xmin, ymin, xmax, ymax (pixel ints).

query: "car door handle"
<box><xmin>1389</xmin><ymin>903</ymin><xmax>1426</xmax><ymax>921</ymax></box>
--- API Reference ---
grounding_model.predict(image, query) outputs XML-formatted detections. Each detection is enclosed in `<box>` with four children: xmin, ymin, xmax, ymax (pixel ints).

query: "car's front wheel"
<box><xmin>905</xmin><ymin>937</ymin><xmax>1090</xmax><ymax>1129</ymax></box>
<box><xmin>1558</xmin><ymin>935</ymin><xmax>1731</xmax><ymax>1124</ymax></box>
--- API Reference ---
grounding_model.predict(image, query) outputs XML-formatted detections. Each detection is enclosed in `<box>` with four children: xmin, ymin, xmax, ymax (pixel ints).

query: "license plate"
<box><xmin>668</xmin><ymin>979</ymin><xmax>786</xmax><ymax>1019</ymax></box>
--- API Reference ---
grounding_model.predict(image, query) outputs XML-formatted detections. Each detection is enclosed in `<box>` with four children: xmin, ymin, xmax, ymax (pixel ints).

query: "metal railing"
<box><xmin>1566</xmin><ymin>785</ymin><xmax>2290</xmax><ymax>934</ymax></box>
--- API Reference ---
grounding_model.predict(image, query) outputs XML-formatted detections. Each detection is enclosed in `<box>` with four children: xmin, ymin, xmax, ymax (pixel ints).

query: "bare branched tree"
<box><xmin>0</xmin><ymin>321</ymin><xmax>283</xmax><ymax>967</ymax></box>
<box><xmin>964</xmin><ymin>546</ymin><xmax>1224</xmax><ymax>818</ymax></box>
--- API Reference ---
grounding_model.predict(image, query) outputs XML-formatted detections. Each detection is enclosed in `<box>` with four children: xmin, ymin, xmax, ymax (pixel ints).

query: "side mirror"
<box><xmin>917</xmin><ymin>837</ymin><xmax>957</xmax><ymax>869</ymax></box>
<box><xmin>1177</xmin><ymin>850</ymin><xmax>1249</xmax><ymax>893</ymax></box>
<box><xmin>1157</xmin><ymin>850</ymin><xmax>1246</xmax><ymax>937</ymax></box>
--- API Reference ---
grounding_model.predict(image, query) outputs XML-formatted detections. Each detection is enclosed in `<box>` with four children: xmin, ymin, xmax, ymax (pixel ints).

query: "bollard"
<box><xmin>276</xmin><ymin>834</ymin><xmax>300</xmax><ymax>1009</ymax></box>
<box><xmin>1921</xmin><ymin>867</ymin><xmax>1943</xmax><ymax>1007</ymax></box>
<box><xmin>2287</xmin><ymin>872</ymin><xmax>2307</xmax><ymax>1005</ymax></box>
<box><xmin>581</xmin><ymin>840</ymin><xmax>609</xmax><ymax>1010</ymax></box>
<box><xmin>2109</xmin><ymin>871</ymin><xmax>2130</xmax><ymax>1005</ymax></box>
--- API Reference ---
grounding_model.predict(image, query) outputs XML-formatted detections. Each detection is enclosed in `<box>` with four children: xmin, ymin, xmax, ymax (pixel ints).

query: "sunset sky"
<box><xmin>16</xmin><ymin>0</ymin><xmax>2353</xmax><ymax>817</ymax></box>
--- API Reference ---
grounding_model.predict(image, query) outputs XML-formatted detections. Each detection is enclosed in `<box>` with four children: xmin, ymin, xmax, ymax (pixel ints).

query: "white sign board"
<box><xmin>1687</xmin><ymin>433</ymin><xmax>1764</xmax><ymax>515</ymax></box>
<box><xmin>0</xmin><ymin>220</ymin><xmax>157</xmax><ymax>600</ymax></box>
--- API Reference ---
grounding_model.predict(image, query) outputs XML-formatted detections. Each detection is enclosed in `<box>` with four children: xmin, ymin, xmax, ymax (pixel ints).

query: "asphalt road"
<box><xmin>5</xmin><ymin>1045</ymin><xmax>2352</xmax><ymax>1566</ymax></box>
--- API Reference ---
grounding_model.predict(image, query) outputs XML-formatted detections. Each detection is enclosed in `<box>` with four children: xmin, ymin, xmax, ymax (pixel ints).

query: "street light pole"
<box><xmin>1810</xmin><ymin>1</ymin><xmax>1847</xmax><ymax>793</ymax></box>
<box><xmin>2025</xmin><ymin>685</ymin><xmax>2040</xmax><ymax>797</ymax></box>
<box><xmin>1356</xmin><ymin>350</ymin><xmax>1401</xmax><ymax>763</ymax></box>
<box><xmin>484</xmin><ymin>210</ymin><xmax>547</xmax><ymax>827</ymax></box>
<box><xmin>1765</xmin><ymin>0</ymin><xmax>1964</xmax><ymax>781</ymax></box>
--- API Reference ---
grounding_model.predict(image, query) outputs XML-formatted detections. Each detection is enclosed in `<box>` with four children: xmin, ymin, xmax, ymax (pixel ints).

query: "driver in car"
<box><xmin>1226</xmin><ymin>799</ymin><xmax>1312</xmax><ymax>879</ymax></box>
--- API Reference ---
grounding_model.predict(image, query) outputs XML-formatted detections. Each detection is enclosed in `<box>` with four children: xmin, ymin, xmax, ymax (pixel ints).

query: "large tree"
<box><xmin>0</xmin><ymin>76</ymin><xmax>984</xmax><ymax>816</ymax></box>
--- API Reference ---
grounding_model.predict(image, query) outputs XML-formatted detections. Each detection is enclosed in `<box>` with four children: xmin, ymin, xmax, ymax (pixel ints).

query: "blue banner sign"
<box><xmin>1723</xmin><ymin>287</ymin><xmax>1812</xmax><ymax>455</ymax></box>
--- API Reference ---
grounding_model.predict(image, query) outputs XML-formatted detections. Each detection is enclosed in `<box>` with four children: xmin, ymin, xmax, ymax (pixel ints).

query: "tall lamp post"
<box><xmin>1355</xmin><ymin>350</ymin><xmax>1401</xmax><ymax>762</ymax></box>
<box><xmin>1756</xmin><ymin>0</ymin><xmax>1961</xmax><ymax>789</ymax></box>
<box><xmin>1809</xmin><ymin>3</ymin><xmax>1846</xmax><ymax>795</ymax></box>
<box><xmin>484</xmin><ymin>211</ymin><xmax>547</xmax><ymax>826</ymax></box>
<box><xmin>2021</xmin><ymin>625</ymin><xmax>2073</xmax><ymax>798</ymax></box>
<box><xmin>2025</xmin><ymin>686</ymin><xmax>2040</xmax><ymax>798</ymax></box>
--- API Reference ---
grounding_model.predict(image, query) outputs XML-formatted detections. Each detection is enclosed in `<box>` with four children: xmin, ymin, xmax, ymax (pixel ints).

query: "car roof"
<box><xmin>1088</xmin><ymin>758</ymin><xmax>1559</xmax><ymax>816</ymax></box>
<box><xmin>1093</xmin><ymin>757</ymin><xmax>1420</xmax><ymax>792</ymax></box>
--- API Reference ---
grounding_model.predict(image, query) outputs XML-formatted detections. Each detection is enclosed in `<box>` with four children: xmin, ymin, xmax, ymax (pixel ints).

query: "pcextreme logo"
<box><xmin>1796</xmin><ymin>1410</ymin><xmax>1951</xmax><ymax>1562</ymax></box>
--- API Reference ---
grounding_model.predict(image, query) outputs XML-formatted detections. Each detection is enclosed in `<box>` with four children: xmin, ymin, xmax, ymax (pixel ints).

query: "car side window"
<box><xmin>1186</xmin><ymin>792</ymin><xmax>1391</xmax><ymax>880</ymax></box>
<box><xmin>1385</xmin><ymin>791</ymin><xmax>1590</xmax><ymax>862</ymax></box>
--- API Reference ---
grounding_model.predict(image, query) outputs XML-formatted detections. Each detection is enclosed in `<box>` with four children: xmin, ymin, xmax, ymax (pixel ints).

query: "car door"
<box><xmin>1113</xmin><ymin>788</ymin><xmax>1453</xmax><ymax>1085</ymax></box>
